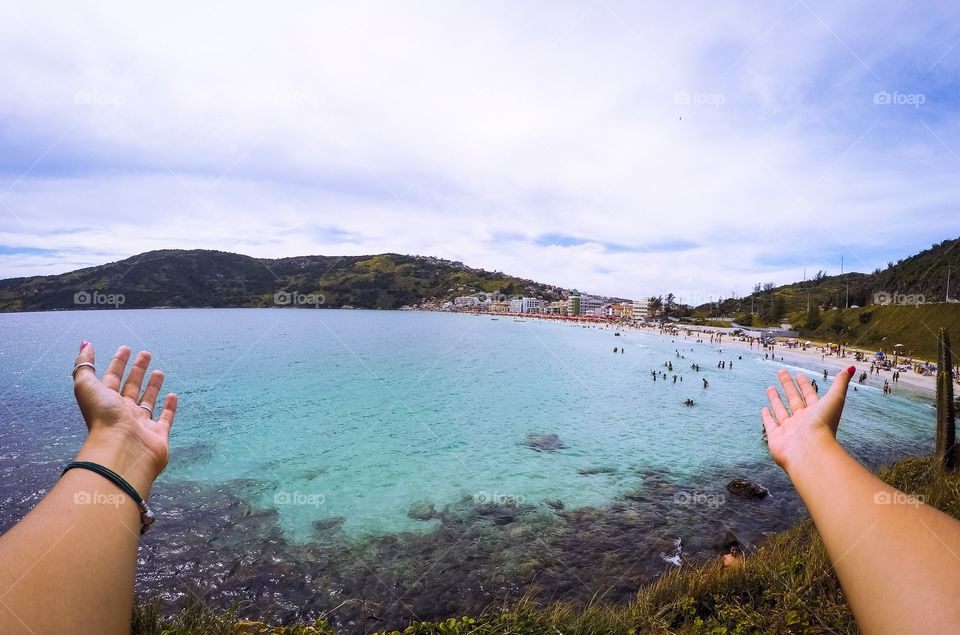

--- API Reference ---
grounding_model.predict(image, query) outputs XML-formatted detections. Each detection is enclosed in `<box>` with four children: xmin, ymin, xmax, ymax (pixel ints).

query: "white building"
<box><xmin>632</xmin><ymin>298</ymin><xmax>650</xmax><ymax>319</ymax></box>
<box><xmin>520</xmin><ymin>297</ymin><xmax>541</xmax><ymax>313</ymax></box>
<box><xmin>454</xmin><ymin>296</ymin><xmax>480</xmax><ymax>308</ymax></box>
<box><xmin>509</xmin><ymin>298</ymin><xmax>523</xmax><ymax>312</ymax></box>
<box><xmin>579</xmin><ymin>295</ymin><xmax>605</xmax><ymax>316</ymax></box>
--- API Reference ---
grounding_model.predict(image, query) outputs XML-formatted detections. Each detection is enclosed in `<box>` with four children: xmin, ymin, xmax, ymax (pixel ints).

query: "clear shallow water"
<box><xmin>0</xmin><ymin>309</ymin><xmax>936</xmax><ymax>629</ymax></box>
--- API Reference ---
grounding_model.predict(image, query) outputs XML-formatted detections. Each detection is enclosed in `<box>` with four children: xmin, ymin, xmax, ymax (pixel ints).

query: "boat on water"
<box><xmin>491</xmin><ymin>318</ymin><xmax>499</xmax><ymax>320</ymax></box>
<box><xmin>513</xmin><ymin>318</ymin><xmax>526</xmax><ymax>322</ymax></box>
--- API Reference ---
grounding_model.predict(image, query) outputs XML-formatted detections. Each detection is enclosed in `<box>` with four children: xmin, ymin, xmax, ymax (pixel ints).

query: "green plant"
<box><xmin>804</xmin><ymin>304</ymin><xmax>821</xmax><ymax>331</ymax></box>
<box><xmin>937</xmin><ymin>327</ymin><xmax>957</xmax><ymax>471</ymax></box>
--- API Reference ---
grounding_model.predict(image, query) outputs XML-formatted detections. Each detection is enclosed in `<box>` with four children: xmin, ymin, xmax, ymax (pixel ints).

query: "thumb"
<box><xmin>73</xmin><ymin>340</ymin><xmax>96</xmax><ymax>382</ymax></box>
<box><xmin>829</xmin><ymin>366</ymin><xmax>856</xmax><ymax>398</ymax></box>
<box><xmin>73</xmin><ymin>341</ymin><xmax>99</xmax><ymax>410</ymax></box>
<box><xmin>821</xmin><ymin>366</ymin><xmax>855</xmax><ymax>426</ymax></box>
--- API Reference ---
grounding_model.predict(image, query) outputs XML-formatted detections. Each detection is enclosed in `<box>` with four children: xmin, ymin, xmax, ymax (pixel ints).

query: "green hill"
<box><xmin>695</xmin><ymin>237</ymin><xmax>960</xmax><ymax>326</ymax></box>
<box><xmin>0</xmin><ymin>250</ymin><xmax>569</xmax><ymax>312</ymax></box>
<box><xmin>788</xmin><ymin>303</ymin><xmax>960</xmax><ymax>361</ymax></box>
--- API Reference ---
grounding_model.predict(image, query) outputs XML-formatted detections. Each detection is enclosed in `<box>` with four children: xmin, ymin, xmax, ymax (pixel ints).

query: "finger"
<box><xmin>761</xmin><ymin>407</ymin><xmax>778</xmax><ymax>437</ymax></box>
<box><xmin>137</xmin><ymin>370</ymin><xmax>165</xmax><ymax>413</ymax></box>
<box><xmin>796</xmin><ymin>374</ymin><xmax>819</xmax><ymax>405</ymax></box>
<box><xmin>766</xmin><ymin>386</ymin><xmax>790</xmax><ymax>423</ymax></box>
<box><xmin>157</xmin><ymin>393</ymin><xmax>177</xmax><ymax>434</ymax></box>
<box><xmin>103</xmin><ymin>346</ymin><xmax>132</xmax><ymax>392</ymax></box>
<box><xmin>825</xmin><ymin>366</ymin><xmax>855</xmax><ymax>404</ymax></box>
<box><xmin>777</xmin><ymin>369</ymin><xmax>805</xmax><ymax>413</ymax></box>
<box><xmin>72</xmin><ymin>341</ymin><xmax>97</xmax><ymax>387</ymax></box>
<box><xmin>120</xmin><ymin>351</ymin><xmax>152</xmax><ymax>400</ymax></box>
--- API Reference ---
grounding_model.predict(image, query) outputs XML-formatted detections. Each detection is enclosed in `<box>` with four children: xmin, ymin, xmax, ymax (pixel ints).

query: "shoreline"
<box><xmin>461</xmin><ymin>311</ymin><xmax>940</xmax><ymax>401</ymax></box>
<box><xmin>668</xmin><ymin>327</ymin><xmax>937</xmax><ymax>401</ymax></box>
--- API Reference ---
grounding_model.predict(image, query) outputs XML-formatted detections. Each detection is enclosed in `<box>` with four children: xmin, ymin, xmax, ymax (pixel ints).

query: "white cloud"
<box><xmin>0</xmin><ymin>0</ymin><xmax>959</xmax><ymax>297</ymax></box>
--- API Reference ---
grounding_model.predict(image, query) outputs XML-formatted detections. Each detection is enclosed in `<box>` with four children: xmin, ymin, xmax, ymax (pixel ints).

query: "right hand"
<box><xmin>761</xmin><ymin>367</ymin><xmax>853</xmax><ymax>472</ymax></box>
<box><xmin>73</xmin><ymin>342</ymin><xmax>177</xmax><ymax>486</ymax></box>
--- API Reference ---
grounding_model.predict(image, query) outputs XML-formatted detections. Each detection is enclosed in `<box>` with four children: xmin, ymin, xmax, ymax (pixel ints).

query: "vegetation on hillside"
<box><xmin>780</xmin><ymin>303</ymin><xmax>960</xmax><ymax>360</ymax></box>
<box><xmin>0</xmin><ymin>250</ymin><xmax>568</xmax><ymax>312</ymax></box>
<box><xmin>691</xmin><ymin>238</ymin><xmax>960</xmax><ymax>324</ymax></box>
<box><xmin>132</xmin><ymin>454</ymin><xmax>959</xmax><ymax>635</ymax></box>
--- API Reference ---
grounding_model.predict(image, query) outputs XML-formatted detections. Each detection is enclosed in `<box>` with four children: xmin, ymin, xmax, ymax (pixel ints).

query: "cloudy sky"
<box><xmin>1</xmin><ymin>1</ymin><xmax>958</xmax><ymax>301</ymax></box>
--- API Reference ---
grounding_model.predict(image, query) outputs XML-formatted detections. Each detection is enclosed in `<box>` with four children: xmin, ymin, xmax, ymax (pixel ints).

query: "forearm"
<box><xmin>0</xmin><ymin>436</ymin><xmax>152</xmax><ymax>635</ymax></box>
<box><xmin>787</xmin><ymin>436</ymin><xmax>960</xmax><ymax>633</ymax></box>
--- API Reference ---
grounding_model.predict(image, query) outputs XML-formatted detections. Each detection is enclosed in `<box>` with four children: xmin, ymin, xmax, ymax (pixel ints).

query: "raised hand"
<box><xmin>761</xmin><ymin>367</ymin><xmax>854</xmax><ymax>472</ymax></box>
<box><xmin>72</xmin><ymin>342</ymin><xmax>177</xmax><ymax>489</ymax></box>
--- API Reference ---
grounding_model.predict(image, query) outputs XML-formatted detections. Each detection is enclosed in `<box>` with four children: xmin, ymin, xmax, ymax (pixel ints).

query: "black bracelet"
<box><xmin>62</xmin><ymin>461</ymin><xmax>155</xmax><ymax>534</ymax></box>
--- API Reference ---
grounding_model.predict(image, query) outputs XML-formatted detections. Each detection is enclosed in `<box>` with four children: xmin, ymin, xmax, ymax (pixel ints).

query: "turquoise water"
<box><xmin>0</xmin><ymin>309</ymin><xmax>933</xmax><ymax>538</ymax></box>
<box><xmin>0</xmin><ymin>309</ymin><xmax>936</xmax><ymax>627</ymax></box>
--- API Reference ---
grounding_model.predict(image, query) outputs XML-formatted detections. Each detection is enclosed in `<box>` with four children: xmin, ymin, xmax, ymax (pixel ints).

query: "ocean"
<box><xmin>0</xmin><ymin>309</ymin><xmax>935</xmax><ymax>629</ymax></box>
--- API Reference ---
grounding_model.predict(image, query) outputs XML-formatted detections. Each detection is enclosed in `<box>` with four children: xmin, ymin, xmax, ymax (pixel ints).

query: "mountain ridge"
<box><xmin>0</xmin><ymin>249</ymin><xmax>573</xmax><ymax>312</ymax></box>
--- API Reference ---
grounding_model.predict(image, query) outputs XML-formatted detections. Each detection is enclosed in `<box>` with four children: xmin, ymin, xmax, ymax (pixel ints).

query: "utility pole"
<box><xmin>841</xmin><ymin>256</ymin><xmax>849</xmax><ymax>308</ymax></box>
<box><xmin>948</xmin><ymin>266</ymin><xmax>952</xmax><ymax>302</ymax></box>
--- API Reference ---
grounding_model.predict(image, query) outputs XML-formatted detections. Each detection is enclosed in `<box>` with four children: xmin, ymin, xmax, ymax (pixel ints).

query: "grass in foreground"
<box><xmin>133</xmin><ymin>455</ymin><xmax>960</xmax><ymax>635</ymax></box>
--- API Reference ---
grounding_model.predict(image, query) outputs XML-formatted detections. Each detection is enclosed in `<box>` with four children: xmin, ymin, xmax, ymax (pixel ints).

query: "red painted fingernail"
<box><xmin>80</xmin><ymin>341</ymin><xmax>88</xmax><ymax>352</ymax></box>
<box><xmin>847</xmin><ymin>366</ymin><xmax>856</xmax><ymax>376</ymax></box>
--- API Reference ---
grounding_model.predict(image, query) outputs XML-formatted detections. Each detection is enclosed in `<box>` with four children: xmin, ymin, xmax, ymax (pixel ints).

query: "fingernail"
<box><xmin>80</xmin><ymin>341</ymin><xmax>88</xmax><ymax>352</ymax></box>
<box><xmin>847</xmin><ymin>366</ymin><xmax>856</xmax><ymax>376</ymax></box>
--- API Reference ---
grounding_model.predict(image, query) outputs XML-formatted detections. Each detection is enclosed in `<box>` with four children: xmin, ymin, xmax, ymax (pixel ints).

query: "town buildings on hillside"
<box><xmin>436</xmin><ymin>292</ymin><xmax>653</xmax><ymax>320</ymax></box>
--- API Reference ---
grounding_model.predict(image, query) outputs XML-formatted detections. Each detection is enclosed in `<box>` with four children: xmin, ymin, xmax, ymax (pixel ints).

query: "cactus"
<box><xmin>936</xmin><ymin>328</ymin><xmax>957</xmax><ymax>471</ymax></box>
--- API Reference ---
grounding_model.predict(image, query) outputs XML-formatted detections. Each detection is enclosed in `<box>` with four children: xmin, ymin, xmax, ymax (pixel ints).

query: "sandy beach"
<box><xmin>455</xmin><ymin>311</ymin><xmax>943</xmax><ymax>402</ymax></box>
<box><xmin>633</xmin><ymin>324</ymin><xmax>938</xmax><ymax>401</ymax></box>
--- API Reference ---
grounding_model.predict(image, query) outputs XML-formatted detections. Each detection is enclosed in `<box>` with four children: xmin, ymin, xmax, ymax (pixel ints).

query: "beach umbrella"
<box><xmin>894</xmin><ymin>343</ymin><xmax>905</xmax><ymax>348</ymax></box>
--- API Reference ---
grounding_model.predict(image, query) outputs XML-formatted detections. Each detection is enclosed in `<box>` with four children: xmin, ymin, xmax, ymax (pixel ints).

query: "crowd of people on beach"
<box><xmin>599</xmin><ymin>318</ymin><xmax>957</xmax><ymax>407</ymax></box>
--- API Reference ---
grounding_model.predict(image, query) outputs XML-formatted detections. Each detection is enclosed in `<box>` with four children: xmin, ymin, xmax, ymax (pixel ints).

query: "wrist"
<box><xmin>782</xmin><ymin>428</ymin><xmax>842</xmax><ymax>480</ymax></box>
<box><xmin>74</xmin><ymin>430</ymin><xmax>158</xmax><ymax>499</ymax></box>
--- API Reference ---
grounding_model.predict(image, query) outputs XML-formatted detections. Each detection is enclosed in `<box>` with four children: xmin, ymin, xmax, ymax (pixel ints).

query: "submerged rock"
<box><xmin>577</xmin><ymin>466</ymin><xmax>617</xmax><ymax>476</ymax></box>
<box><xmin>312</xmin><ymin>516</ymin><xmax>345</xmax><ymax>532</ymax></box>
<box><xmin>524</xmin><ymin>433</ymin><xmax>565</xmax><ymax>452</ymax></box>
<box><xmin>407</xmin><ymin>500</ymin><xmax>438</xmax><ymax>521</ymax></box>
<box><xmin>726</xmin><ymin>477</ymin><xmax>769</xmax><ymax>499</ymax></box>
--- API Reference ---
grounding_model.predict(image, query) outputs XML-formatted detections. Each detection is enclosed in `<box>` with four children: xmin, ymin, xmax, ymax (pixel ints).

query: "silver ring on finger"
<box><xmin>138</xmin><ymin>403</ymin><xmax>154</xmax><ymax>418</ymax></box>
<box><xmin>71</xmin><ymin>362</ymin><xmax>96</xmax><ymax>379</ymax></box>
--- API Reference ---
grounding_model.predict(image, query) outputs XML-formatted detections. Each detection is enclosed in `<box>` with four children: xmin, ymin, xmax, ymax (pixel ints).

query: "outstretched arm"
<box><xmin>763</xmin><ymin>367</ymin><xmax>960</xmax><ymax>634</ymax></box>
<box><xmin>0</xmin><ymin>343</ymin><xmax>176</xmax><ymax>635</ymax></box>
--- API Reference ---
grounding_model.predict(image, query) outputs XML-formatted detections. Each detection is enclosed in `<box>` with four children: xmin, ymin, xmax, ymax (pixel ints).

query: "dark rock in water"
<box><xmin>477</xmin><ymin>506</ymin><xmax>518</xmax><ymax>525</ymax></box>
<box><xmin>473</xmin><ymin>501</ymin><xmax>534</xmax><ymax>526</ymax></box>
<box><xmin>301</xmin><ymin>467</ymin><xmax>328</xmax><ymax>481</ymax></box>
<box><xmin>726</xmin><ymin>477</ymin><xmax>769</xmax><ymax>499</ymax></box>
<box><xmin>545</xmin><ymin>498</ymin><xmax>565</xmax><ymax>511</ymax></box>
<box><xmin>524</xmin><ymin>433</ymin><xmax>565</xmax><ymax>452</ymax></box>
<box><xmin>577</xmin><ymin>466</ymin><xmax>617</xmax><ymax>476</ymax></box>
<box><xmin>312</xmin><ymin>516</ymin><xmax>345</xmax><ymax>532</ymax></box>
<box><xmin>407</xmin><ymin>500</ymin><xmax>438</xmax><ymax>521</ymax></box>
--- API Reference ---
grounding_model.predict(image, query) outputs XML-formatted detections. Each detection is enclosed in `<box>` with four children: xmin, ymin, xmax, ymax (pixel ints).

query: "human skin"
<box><xmin>0</xmin><ymin>343</ymin><xmax>176</xmax><ymax>635</ymax></box>
<box><xmin>763</xmin><ymin>367</ymin><xmax>960</xmax><ymax>634</ymax></box>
